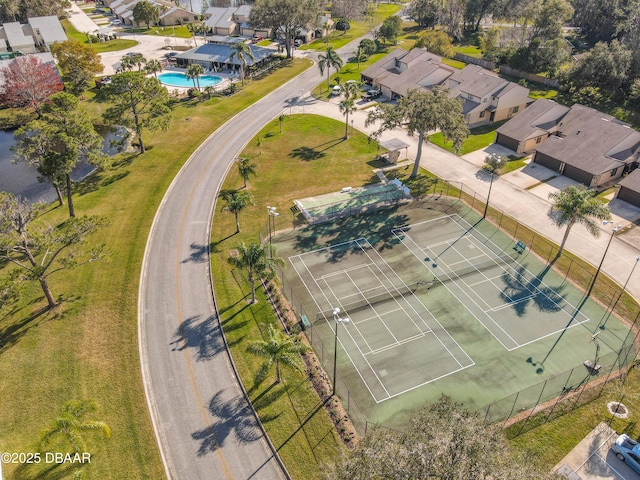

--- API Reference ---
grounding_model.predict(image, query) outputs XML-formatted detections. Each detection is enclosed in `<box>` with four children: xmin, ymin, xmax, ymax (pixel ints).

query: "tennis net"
<box><xmin>433</xmin><ymin>252</ymin><xmax>519</xmax><ymax>285</ymax></box>
<box><xmin>315</xmin><ymin>284</ymin><xmax>417</xmax><ymax>321</ymax></box>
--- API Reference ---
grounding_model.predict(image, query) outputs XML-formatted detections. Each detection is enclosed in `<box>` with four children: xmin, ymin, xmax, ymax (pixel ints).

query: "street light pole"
<box><xmin>483</xmin><ymin>154</ymin><xmax>504</xmax><ymax>219</ymax></box>
<box><xmin>589</xmin><ymin>221</ymin><xmax>621</xmax><ymax>295</ymax></box>
<box><xmin>267</xmin><ymin>206</ymin><xmax>278</xmax><ymax>245</ymax></box>
<box><xmin>332</xmin><ymin>307</ymin><xmax>350</xmax><ymax>396</ymax></box>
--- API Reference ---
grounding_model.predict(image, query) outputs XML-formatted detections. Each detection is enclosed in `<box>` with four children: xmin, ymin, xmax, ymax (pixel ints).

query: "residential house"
<box><xmin>204</xmin><ymin>6</ymin><xmax>273</xmax><ymax>38</ymax></box>
<box><xmin>531</xmin><ymin>105</ymin><xmax>640</xmax><ymax>188</ymax></box>
<box><xmin>28</xmin><ymin>16</ymin><xmax>67</xmax><ymax>51</ymax></box>
<box><xmin>106</xmin><ymin>0</ymin><xmax>198</xmax><ymax>26</ymax></box>
<box><xmin>361</xmin><ymin>49</ymin><xmax>530</xmax><ymax>125</ymax></box>
<box><xmin>614</xmin><ymin>169</ymin><xmax>640</xmax><ymax>208</ymax></box>
<box><xmin>445</xmin><ymin>65</ymin><xmax>530</xmax><ymax>125</ymax></box>
<box><xmin>0</xmin><ymin>22</ymin><xmax>36</xmax><ymax>54</ymax></box>
<box><xmin>495</xmin><ymin>99</ymin><xmax>570</xmax><ymax>154</ymax></box>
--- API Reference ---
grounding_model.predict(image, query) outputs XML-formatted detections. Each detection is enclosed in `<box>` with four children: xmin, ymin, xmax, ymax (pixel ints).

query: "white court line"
<box><xmin>396</xmin><ymin>216</ymin><xmax>594</xmax><ymax>350</ymax></box>
<box><xmin>293</xmin><ymin>237</ymin><xmax>475</xmax><ymax>403</ymax></box>
<box><xmin>291</xmin><ymin>244</ymin><xmax>390</xmax><ymax>401</ymax></box>
<box><xmin>356</xmin><ymin>238</ymin><xmax>473</xmax><ymax>370</ymax></box>
<box><xmin>346</xmin><ymin>265</ymin><xmax>400</xmax><ymax>344</ymax></box>
<box><xmin>395</xmin><ymin>229</ymin><xmax>517</xmax><ymax>351</ymax></box>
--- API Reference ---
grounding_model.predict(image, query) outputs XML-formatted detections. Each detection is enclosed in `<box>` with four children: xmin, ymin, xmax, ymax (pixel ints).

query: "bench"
<box><xmin>514</xmin><ymin>240</ymin><xmax>526</xmax><ymax>254</ymax></box>
<box><xmin>300</xmin><ymin>314</ymin><xmax>310</xmax><ymax>331</ymax></box>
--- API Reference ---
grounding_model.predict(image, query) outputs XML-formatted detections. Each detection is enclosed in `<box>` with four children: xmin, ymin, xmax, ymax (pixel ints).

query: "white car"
<box><xmin>331</xmin><ymin>85</ymin><xmax>341</xmax><ymax>96</ymax></box>
<box><xmin>110</xmin><ymin>19</ymin><xmax>122</xmax><ymax>26</ymax></box>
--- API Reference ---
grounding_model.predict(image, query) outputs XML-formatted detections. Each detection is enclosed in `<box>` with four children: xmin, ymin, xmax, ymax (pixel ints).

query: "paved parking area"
<box><xmin>555</xmin><ymin>423</ymin><xmax>639</xmax><ymax>479</ymax></box>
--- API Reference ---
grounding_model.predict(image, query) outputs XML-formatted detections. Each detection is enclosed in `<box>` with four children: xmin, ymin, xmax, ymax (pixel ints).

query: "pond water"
<box><xmin>0</xmin><ymin>126</ymin><xmax>128</xmax><ymax>202</ymax></box>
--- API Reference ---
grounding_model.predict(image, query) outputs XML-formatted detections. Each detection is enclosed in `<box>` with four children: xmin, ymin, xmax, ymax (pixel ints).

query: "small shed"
<box><xmin>379</xmin><ymin>138</ymin><xmax>409</xmax><ymax>164</ymax></box>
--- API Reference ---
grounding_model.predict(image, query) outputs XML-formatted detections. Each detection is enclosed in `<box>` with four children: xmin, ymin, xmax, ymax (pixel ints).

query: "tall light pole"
<box><xmin>483</xmin><ymin>154</ymin><xmax>504</xmax><ymax>219</ymax></box>
<box><xmin>332</xmin><ymin>307</ymin><xmax>350</xmax><ymax>396</ymax></box>
<box><xmin>589</xmin><ymin>221</ymin><xmax>622</xmax><ymax>295</ymax></box>
<box><xmin>267</xmin><ymin>206</ymin><xmax>278</xmax><ymax>245</ymax></box>
<box><xmin>605</xmin><ymin>256</ymin><xmax>640</xmax><ymax>325</ymax></box>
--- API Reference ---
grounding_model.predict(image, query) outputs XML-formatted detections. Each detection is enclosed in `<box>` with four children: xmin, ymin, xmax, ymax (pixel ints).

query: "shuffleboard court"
<box><xmin>393</xmin><ymin>215</ymin><xmax>591</xmax><ymax>351</ymax></box>
<box><xmin>289</xmin><ymin>238</ymin><xmax>474</xmax><ymax>403</ymax></box>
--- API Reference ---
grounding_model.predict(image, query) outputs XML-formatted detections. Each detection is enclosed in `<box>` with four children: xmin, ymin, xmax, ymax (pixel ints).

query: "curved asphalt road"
<box><xmin>138</xmin><ymin>50</ymin><xmax>335</xmax><ymax>479</ymax></box>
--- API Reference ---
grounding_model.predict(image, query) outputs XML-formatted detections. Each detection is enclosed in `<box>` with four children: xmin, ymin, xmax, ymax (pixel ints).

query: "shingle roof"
<box><xmin>535</xmin><ymin>104</ymin><xmax>640</xmax><ymax>175</ymax></box>
<box><xmin>448</xmin><ymin>65</ymin><xmax>506</xmax><ymax>98</ymax></box>
<box><xmin>496</xmin><ymin>99</ymin><xmax>570</xmax><ymax>141</ymax></box>
<box><xmin>360</xmin><ymin>49</ymin><xmax>406</xmax><ymax>80</ymax></box>
<box><xmin>618</xmin><ymin>169</ymin><xmax>640</xmax><ymax>192</ymax></box>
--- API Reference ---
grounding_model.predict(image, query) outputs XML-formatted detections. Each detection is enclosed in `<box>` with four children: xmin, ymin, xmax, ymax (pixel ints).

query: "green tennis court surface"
<box><xmin>393</xmin><ymin>215</ymin><xmax>589</xmax><ymax>351</ymax></box>
<box><xmin>275</xmin><ymin>202</ymin><xmax>635</xmax><ymax>427</ymax></box>
<box><xmin>290</xmin><ymin>238</ymin><xmax>473</xmax><ymax>402</ymax></box>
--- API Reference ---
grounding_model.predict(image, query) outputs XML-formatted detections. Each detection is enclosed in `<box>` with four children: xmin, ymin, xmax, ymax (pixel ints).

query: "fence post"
<box><xmin>483</xmin><ymin>403</ymin><xmax>492</xmax><ymax>425</ymax></box>
<box><xmin>513</xmin><ymin>222</ymin><xmax>519</xmax><ymax>240</ymax></box>
<box><xmin>498</xmin><ymin>212</ymin><xmax>504</xmax><ymax>229</ymax></box>
<box><xmin>507</xmin><ymin>391</ymin><xmax>520</xmax><ymax>423</ymax></box>
<box><xmin>517</xmin><ymin>379</ymin><xmax>547</xmax><ymax>436</ymax></box>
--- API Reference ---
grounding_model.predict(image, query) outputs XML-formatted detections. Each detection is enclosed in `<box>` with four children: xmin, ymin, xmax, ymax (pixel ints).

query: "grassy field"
<box><xmin>0</xmin><ymin>58</ymin><xmax>315</xmax><ymax>480</ymax></box>
<box><xmin>210</xmin><ymin>114</ymin><xmax>383</xmax><ymax>478</ymax></box>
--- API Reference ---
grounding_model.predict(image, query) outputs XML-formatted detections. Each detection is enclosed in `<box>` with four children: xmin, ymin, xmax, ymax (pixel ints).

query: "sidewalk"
<box><xmin>297</xmin><ymin>94</ymin><xmax>640</xmax><ymax>302</ymax></box>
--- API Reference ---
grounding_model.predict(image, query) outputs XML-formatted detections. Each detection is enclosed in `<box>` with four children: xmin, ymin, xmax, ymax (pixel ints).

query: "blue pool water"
<box><xmin>158</xmin><ymin>72</ymin><xmax>223</xmax><ymax>88</ymax></box>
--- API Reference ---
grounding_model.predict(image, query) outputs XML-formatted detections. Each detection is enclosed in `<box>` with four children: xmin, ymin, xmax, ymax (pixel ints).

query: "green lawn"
<box><xmin>61</xmin><ymin>19</ymin><xmax>137</xmax><ymax>53</ymax></box>
<box><xmin>300</xmin><ymin>3</ymin><xmax>402</xmax><ymax>51</ymax></box>
<box><xmin>453</xmin><ymin>45</ymin><xmax>483</xmax><ymax>58</ymax></box>
<box><xmin>500</xmin><ymin>157</ymin><xmax>527</xmax><ymax>174</ymax></box>
<box><xmin>0</xmin><ymin>58</ymin><xmax>323</xmax><ymax>480</ymax></box>
<box><xmin>210</xmin><ymin>114</ymin><xmax>383</xmax><ymax>478</ymax></box>
<box><xmin>430</xmin><ymin>121</ymin><xmax>506</xmax><ymax>155</ymax></box>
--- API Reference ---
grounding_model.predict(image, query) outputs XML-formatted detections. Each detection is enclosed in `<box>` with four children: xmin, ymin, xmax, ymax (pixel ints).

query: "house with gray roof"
<box><xmin>361</xmin><ymin>49</ymin><xmax>529</xmax><ymax>126</ymax></box>
<box><xmin>0</xmin><ymin>22</ymin><xmax>36</xmax><ymax>54</ymax></box>
<box><xmin>495</xmin><ymin>98</ymin><xmax>570</xmax><ymax>154</ymax></box>
<box><xmin>445</xmin><ymin>65</ymin><xmax>530</xmax><ymax>125</ymax></box>
<box><xmin>614</xmin><ymin>169</ymin><xmax>640</xmax><ymax>208</ymax></box>
<box><xmin>531</xmin><ymin>104</ymin><xmax>640</xmax><ymax>187</ymax></box>
<box><xmin>105</xmin><ymin>0</ymin><xmax>198</xmax><ymax>26</ymax></box>
<box><xmin>28</xmin><ymin>16</ymin><xmax>67</xmax><ymax>51</ymax></box>
<box><xmin>174</xmin><ymin>38</ymin><xmax>275</xmax><ymax>73</ymax></box>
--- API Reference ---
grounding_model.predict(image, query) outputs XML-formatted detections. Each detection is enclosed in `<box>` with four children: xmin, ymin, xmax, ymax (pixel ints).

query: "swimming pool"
<box><xmin>158</xmin><ymin>72</ymin><xmax>223</xmax><ymax>88</ymax></box>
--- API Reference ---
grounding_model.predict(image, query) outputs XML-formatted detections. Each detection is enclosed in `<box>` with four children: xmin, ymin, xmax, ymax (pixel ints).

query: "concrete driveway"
<box><xmin>555</xmin><ymin>423</ymin><xmax>640</xmax><ymax>480</ymax></box>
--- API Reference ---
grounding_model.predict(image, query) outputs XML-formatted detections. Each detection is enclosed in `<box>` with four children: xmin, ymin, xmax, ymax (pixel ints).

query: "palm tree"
<box><xmin>220</xmin><ymin>190</ymin><xmax>254</xmax><ymax>233</ymax></box>
<box><xmin>339</xmin><ymin>81</ymin><xmax>360</xmax><ymax>139</ymax></box>
<box><xmin>548</xmin><ymin>185</ymin><xmax>611</xmax><ymax>257</ymax></box>
<box><xmin>246</xmin><ymin>323</ymin><xmax>309</xmax><ymax>384</ymax></box>
<box><xmin>339</xmin><ymin>98</ymin><xmax>357</xmax><ymax>139</ymax></box>
<box><xmin>318</xmin><ymin>46</ymin><xmax>343</xmax><ymax>92</ymax></box>
<box><xmin>228</xmin><ymin>242</ymin><xmax>284</xmax><ymax>304</ymax></box>
<box><xmin>39</xmin><ymin>400</ymin><xmax>111</xmax><ymax>453</ymax></box>
<box><xmin>186</xmin><ymin>63</ymin><xmax>205</xmax><ymax>90</ymax></box>
<box><xmin>278</xmin><ymin>113</ymin><xmax>286</xmax><ymax>133</ymax></box>
<box><xmin>237</xmin><ymin>157</ymin><xmax>257</xmax><ymax>188</ymax></box>
<box><xmin>229</xmin><ymin>41</ymin><xmax>255</xmax><ymax>85</ymax></box>
<box><xmin>145</xmin><ymin>59</ymin><xmax>163</xmax><ymax>78</ymax></box>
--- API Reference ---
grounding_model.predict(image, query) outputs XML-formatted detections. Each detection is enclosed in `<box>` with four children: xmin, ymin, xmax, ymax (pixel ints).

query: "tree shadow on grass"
<box><xmin>171</xmin><ymin>313</ymin><xmax>245</xmax><ymax>361</ymax></box>
<box><xmin>191</xmin><ymin>391</ymin><xmax>264</xmax><ymax>455</ymax></box>
<box><xmin>0</xmin><ymin>304</ymin><xmax>50</xmax><ymax>354</ymax></box>
<box><xmin>75</xmin><ymin>169</ymin><xmax>130</xmax><ymax>197</ymax></box>
<box><xmin>14</xmin><ymin>460</ymin><xmax>84</xmax><ymax>480</ymax></box>
<box><xmin>289</xmin><ymin>146</ymin><xmax>326</xmax><ymax>161</ymax></box>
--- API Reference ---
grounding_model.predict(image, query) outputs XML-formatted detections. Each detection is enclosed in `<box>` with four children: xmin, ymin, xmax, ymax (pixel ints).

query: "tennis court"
<box><xmin>393</xmin><ymin>215</ymin><xmax>589</xmax><ymax>351</ymax></box>
<box><xmin>289</xmin><ymin>238</ymin><xmax>474</xmax><ymax>403</ymax></box>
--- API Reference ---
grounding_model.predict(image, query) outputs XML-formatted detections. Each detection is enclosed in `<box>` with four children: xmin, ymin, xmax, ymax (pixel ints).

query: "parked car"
<box><xmin>294</xmin><ymin>39</ymin><xmax>303</xmax><ymax>47</ymax></box>
<box><xmin>95</xmin><ymin>76</ymin><xmax>112</xmax><ymax>88</ymax></box>
<box><xmin>361</xmin><ymin>89</ymin><xmax>382</xmax><ymax>101</ymax></box>
<box><xmin>331</xmin><ymin>85</ymin><xmax>341</xmax><ymax>96</ymax></box>
<box><xmin>251</xmin><ymin>34</ymin><xmax>263</xmax><ymax>43</ymax></box>
<box><xmin>611</xmin><ymin>434</ymin><xmax>640</xmax><ymax>474</ymax></box>
<box><xmin>110</xmin><ymin>19</ymin><xmax>122</xmax><ymax>26</ymax></box>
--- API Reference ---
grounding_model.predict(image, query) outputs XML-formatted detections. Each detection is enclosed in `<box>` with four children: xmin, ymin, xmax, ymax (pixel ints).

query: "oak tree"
<box><xmin>51</xmin><ymin>40</ymin><xmax>104</xmax><ymax>96</ymax></box>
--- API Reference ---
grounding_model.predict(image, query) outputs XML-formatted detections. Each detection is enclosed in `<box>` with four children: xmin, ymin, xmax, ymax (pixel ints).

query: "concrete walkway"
<box><xmin>296</xmin><ymin>94</ymin><xmax>640</xmax><ymax>303</ymax></box>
